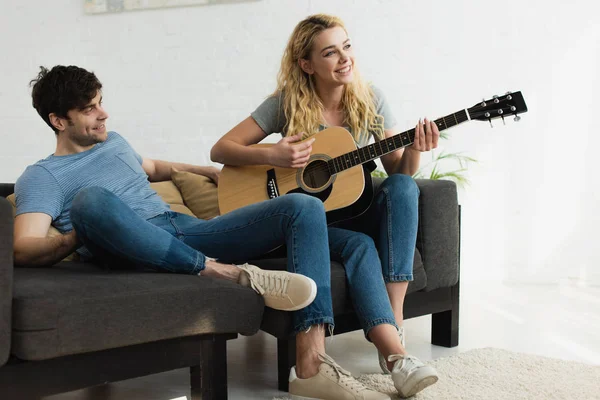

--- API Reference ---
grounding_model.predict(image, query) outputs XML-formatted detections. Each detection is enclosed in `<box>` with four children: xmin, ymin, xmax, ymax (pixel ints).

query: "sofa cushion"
<box><xmin>171</xmin><ymin>170</ymin><xmax>220</xmax><ymax>220</ymax></box>
<box><xmin>253</xmin><ymin>248</ymin><xmax>426</xmax><ymax>338</ymax></box>
<box><xmin>11</xmin><ymin>262</ymin><xmax>264</xmax><ymax>361</ymax></box>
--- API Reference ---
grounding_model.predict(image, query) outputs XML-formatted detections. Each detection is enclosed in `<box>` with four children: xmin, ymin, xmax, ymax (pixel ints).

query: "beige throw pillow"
<box><xmin>170</xmin><ymin>170</ymin><xmax>220</xmax><ymax>220</ymax></box>
<box><xmin>149</xmin><ymin>180</ymin><xmax>196</xmax><ymax>217</ymax></box>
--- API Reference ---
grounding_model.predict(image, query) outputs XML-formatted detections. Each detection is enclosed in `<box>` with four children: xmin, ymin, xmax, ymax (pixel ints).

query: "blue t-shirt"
<box><xmin>15</xmin><ymin>131</ymin><xmax>170</xmax><ymax>238</ymax></box>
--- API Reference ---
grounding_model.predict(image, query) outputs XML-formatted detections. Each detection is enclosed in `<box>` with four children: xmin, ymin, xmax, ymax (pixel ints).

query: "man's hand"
<box><xmin>63</xmin><ymin>229</ymin><xmax>80</xmax><ymax>248</ymax></box>
<box><xmin>14</xmin><ymin>212</ymin><xmax>81</xmax><ymax>267</ymax></box>
<box><xmin>203</xmin><ymin>166</ymin><xmax>221</xmax><ymax>186</ymax></box>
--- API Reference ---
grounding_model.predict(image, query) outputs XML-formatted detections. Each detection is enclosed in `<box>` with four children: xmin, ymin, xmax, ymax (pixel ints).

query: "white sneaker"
<box><xmin>389</xmin><ymin>354</ymin><xmax>438</xmax><ymax>398</ymax></box>
<box><xmin>237</xmin><ymin>263</ymin><xmax>317</xmax><ymax>311</ymax></box>
<box><xmin>378</xmin><ymin>326</ymin><xmax>405</xmax><ymax>374</ymax></box>
<box><xmin>289</xmin><ymin>353</ymin><xmax>390</xmax><ymax>400</ymax></box>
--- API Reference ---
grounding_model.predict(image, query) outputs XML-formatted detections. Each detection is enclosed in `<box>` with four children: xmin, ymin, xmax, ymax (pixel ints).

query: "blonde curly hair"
<box><xmin>275</xmin><ymin>14</ymin><xmax>385</xmax><ymax>144</ymax></box>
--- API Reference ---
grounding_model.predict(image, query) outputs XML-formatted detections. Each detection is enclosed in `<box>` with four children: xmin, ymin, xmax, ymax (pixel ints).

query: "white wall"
<box><xmin>1</xmin><ymin>0</ymin><xmax>598</xmax><ymax>285</ymax></box>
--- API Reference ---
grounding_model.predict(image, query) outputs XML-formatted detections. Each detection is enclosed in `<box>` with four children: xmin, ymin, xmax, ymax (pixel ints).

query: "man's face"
<box><xmin>63</xmin><ymin>91</ymin><xmax>109</xmax><ymax>147</ymax></box>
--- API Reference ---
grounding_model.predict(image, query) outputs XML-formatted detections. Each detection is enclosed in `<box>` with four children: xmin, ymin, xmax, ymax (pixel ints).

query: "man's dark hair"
<box><xmin>30</xmin><ymin>65</ymin><xmax>103</xmax><ymax>134</ymax></box>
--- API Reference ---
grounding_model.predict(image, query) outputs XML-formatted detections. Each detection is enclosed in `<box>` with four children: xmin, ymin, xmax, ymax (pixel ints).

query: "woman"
<box><xmin>211</xmin><ymin>14</ymin><xmax>440</xmax><ymax>399</ymax></box>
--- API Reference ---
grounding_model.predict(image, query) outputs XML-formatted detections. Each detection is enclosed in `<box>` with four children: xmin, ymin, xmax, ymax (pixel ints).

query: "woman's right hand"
<box><xmin>268</xmin><ymin>133</ymin><xmax>315</xmax><ymax>168</ymax></box>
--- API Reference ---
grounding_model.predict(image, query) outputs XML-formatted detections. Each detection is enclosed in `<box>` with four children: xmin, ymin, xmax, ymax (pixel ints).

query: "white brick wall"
<box><xmin>1</xmin><ymin>0</ymin><xmax>598</xmax><ymax>285</ymax></box>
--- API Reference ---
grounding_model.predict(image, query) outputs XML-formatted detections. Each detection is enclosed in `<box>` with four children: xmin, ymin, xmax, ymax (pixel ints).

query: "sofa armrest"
<box><xmin>415</xmin><ymin>179</ymin><xmax>459</xmax><ymax>291</ymax></box>
<box><xmin>0</xmin><ymin>197</ymin><xmax>13</xmax><ymax>366</ymax></box>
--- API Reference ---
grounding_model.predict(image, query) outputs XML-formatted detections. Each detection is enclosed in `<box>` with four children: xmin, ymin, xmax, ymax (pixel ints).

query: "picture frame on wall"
<box><xmin>85</xmin><ymin>0</ymin><xmax>258</xmax><ymax>14</ymax></box>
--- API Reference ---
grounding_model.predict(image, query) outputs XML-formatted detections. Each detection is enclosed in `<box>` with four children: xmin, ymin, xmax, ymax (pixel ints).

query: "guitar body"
<box><xmin>218</xmin><ymin>127</ymin><xmax>373</xmax><ymax>224</ymax></box>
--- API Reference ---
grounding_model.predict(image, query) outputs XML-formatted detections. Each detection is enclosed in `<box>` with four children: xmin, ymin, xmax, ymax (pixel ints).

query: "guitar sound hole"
<box><xmin>303</xmin><ymin>160</ymin><xmax>331</xmax><ymax>189</ymax></box>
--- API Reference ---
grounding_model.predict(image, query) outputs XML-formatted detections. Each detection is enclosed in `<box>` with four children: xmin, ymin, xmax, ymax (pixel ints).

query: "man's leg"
<box><xmin>70</xmin><ymin>187</ymin><xmax>316</xmax><ymax>311</ymax></box>
<box><xmin>71</xmin><ymin>187</ymin><xmax>203</xmax><ymax>274</ymax></box>
<box><xmin>171</xmin><ymin>193</ymin><xmax>334</xmax><ymax>331</ymax></box>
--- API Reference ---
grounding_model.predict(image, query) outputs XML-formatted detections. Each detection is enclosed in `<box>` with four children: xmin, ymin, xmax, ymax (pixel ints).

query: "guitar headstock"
<box><xmin>469</xmin><ymin>91</ymin><xmax>527</xmax><ymax>123</ymax></box>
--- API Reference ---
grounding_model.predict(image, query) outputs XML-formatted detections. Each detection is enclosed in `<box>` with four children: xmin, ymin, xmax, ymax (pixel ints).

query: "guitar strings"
<box><xmin>281</xmin><ymin>100</ymin><xmax>513</xmax><ymax>179</ymax></box>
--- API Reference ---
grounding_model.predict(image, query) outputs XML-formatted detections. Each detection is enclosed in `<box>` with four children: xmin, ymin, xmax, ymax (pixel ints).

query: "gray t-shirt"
<box><xmin>250</xmin><ymin>85</ymin><xmax>397</xmax><ymax>147</ymax></box>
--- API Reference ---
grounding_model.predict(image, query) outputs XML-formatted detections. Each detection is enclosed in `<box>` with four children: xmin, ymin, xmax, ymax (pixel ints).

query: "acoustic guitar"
<box><xmin>218</xmin><ymin>91</ymin><xmax>528</xmax><ymax>224</ymax></box>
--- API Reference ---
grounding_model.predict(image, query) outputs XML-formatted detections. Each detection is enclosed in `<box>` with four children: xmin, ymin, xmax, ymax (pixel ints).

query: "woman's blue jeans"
<box><xmin>332</xmin><ymin>173</ymin><xmax>419</xmax><ymax>283</ymax></box>
<box><xmin>329</xmin><ymin>174</ymin><xmax>419</xmax><ymax>336</ymax></box>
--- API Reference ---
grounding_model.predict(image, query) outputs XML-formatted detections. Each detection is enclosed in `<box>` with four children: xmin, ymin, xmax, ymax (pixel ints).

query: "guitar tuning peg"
<box><xmin>505</xmin><ymin>91</ymin><xmax>512</xmax><ymax>95</ymax></box>
<box><xmin>481</xmin><ymin>99</ymin><xmax>487</xmax><ymax>107</ymax></box>
<box><xmin>493</xmin><ymin>95</ymin><xmax>500</xmax><ymax>104</ymax></box>
<box><xmin>514</xmin><ymin>115</ymin><xmax>521</xmax><ymax>122</ymax></box>
<box><xmin>501</xmin><ymin>115</ymin><xmax>505</xmax><ymax>125</ymax></box>
<box><xmin>484</xmin><ymin>112</ymin><xmax>493</xmax><ymax>128</ymax></box>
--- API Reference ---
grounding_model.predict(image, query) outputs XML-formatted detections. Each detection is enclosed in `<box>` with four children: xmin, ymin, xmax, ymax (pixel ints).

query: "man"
<box><xmin>13</xmin><ymin>65</ymin><xmax>323</xmax><ymax>313</ymax></box>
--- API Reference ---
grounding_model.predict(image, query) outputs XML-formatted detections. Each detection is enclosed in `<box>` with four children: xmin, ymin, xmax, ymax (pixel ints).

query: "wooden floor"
<box><xmin>45</xmin><ymin>282</ymin><xmax>600</xmax><ymax>400</ymax></box>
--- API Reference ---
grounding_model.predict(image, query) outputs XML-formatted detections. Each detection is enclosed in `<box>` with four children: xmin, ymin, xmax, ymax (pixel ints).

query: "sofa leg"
<box><xmin>431</xmin><ymin>282</ymin><xmax>460</xmax><ymax>348</ymax></box>
<box><xmin>190</xmin><ymin>335</ymin><xmax>228</xmax><ymax>400</ymax></box>
<box><xmin>277</xmin><ymin>337</ymin><xmax>296</xmax><ymax>392</ymax></box>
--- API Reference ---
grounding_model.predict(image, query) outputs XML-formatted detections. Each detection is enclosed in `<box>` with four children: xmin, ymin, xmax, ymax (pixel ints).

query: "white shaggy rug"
<box><xmin>274</xmin><ymin>348</ymin><xmax>600</xmax><ymax>399</ymax></box>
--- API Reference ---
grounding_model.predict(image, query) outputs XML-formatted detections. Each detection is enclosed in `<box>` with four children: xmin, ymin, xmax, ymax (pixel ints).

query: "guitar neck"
<box><xmin>328</xmin><ymin>109</ymin><xmax>470</xmax><ymax>174</ymax></box>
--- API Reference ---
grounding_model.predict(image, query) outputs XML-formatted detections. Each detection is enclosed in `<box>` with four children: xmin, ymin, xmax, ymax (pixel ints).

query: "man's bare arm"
<box><xmin>13</xmin><ymin>213</ymin><xmax>79</xmax><ymax>267</ymax></box>
<box><xmin>141</xmin><ymin>158</ymin><xmax>220</xmax><ymax>184</ymax></box>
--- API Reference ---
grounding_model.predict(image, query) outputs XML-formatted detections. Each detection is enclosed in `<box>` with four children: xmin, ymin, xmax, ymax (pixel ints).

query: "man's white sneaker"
<box><xmin>237</xmin><ymin>263</ymin><xmax>317</xmax><ymax>311</ymax></box>
<box><xmin>289</xmin><ymin>353</ymin><xmax>390</xmax><ymax>400</ymax></box>
<box><xmin>389</xmin><ymin>354</ymin><xmax>438</xmax><ymax>398</ymax></box>
<box><xmin>378</xmin><ymin>326</ymin><xmax>405</xmax><ymax>374</ymax></box>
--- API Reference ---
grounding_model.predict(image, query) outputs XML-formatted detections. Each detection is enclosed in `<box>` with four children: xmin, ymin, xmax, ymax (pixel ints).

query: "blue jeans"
<box><xmin>332</xmin><ymin>173</ymin><xmax>419</xmax><ymax>283</ymax></box>
<box><xmin>326</xmin><ymin>174</ymin><xmax>419</xmax><ymax>336</ymax></box>
<box><xmin>70</xmin><ymin>185</ymin><xmax>402</xmax><ymax>336</ymax></box>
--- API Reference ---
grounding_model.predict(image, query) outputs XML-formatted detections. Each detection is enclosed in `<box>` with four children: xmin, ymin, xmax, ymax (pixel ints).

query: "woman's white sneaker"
<box><xmin>289</xmin><ymin>353</ymin><xmax>390</xmax><ymax>400</ymax></box>
<box><xmin>389</xmin><ymin>354</ymin><xmax>438</xmax><ymax>398</ymax></box>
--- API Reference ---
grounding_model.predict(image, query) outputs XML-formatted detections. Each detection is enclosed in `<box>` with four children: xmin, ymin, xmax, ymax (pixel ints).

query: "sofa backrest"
<box><xmin>0</xmin><ymin>184</ymin><xmax>14</xmax><ymax>199</ymax></box>
<box><xmin>0</xmin><ymin>197</ymin><xmax>14</xmax><ymax>366</ymax></box>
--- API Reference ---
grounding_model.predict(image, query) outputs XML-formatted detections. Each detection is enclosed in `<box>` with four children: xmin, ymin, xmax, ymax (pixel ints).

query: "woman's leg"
<box><xmin>372</xmin><ymin>174</ymin><xmax>419</xmax><ymax>324</ymax></box>
<box><xmin>337</xmin><ymin>174</ymin><xmax>419</xmax><ymax>325</ymax></box>
<box><xmin>328</xmin><ymin>227</ymin><xmax>404</xmax><ymax>361</ymax></box>
<box><xmin>328</xmin><ymin>226</ymin><xmax>437</xmax><ymax>397</ymax></box>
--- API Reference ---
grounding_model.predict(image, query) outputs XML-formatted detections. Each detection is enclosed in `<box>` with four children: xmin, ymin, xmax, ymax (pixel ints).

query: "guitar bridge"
<box><xmin>266</xmin><ymin>169</ymin><xmax>280</xmax><ymax>200</ymax></box>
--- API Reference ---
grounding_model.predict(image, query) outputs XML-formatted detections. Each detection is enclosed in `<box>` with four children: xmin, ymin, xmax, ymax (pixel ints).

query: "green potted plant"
<box><xmin>372</xmin><ymin>132</ymin><xmax>477</xmax><ymax>188</ymax></box>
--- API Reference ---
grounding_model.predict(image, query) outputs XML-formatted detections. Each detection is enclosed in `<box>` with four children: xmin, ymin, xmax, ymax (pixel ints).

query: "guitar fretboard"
<box><xmin>328</xmin><ymin>109</ymin><xmax>470</xmax><ymax>174</ymax></box>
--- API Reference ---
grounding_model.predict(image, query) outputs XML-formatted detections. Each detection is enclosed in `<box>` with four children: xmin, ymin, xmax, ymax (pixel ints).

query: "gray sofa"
<box><xmin>0</xmin><ymin>183</ymin><xmax>265</xmax><ymax>400</ymax></box>
<box><xmin>0</xmin><ymin>178</ymin><xmax>460</xmax><ymax>398</ymax></box>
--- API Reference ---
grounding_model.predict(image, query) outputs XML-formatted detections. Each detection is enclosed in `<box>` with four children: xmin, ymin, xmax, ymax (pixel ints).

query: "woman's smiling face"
<box><xmin>301</xmin><ymin>26</ymin><xmax>355</xmax><ymax>87</ymax></box>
